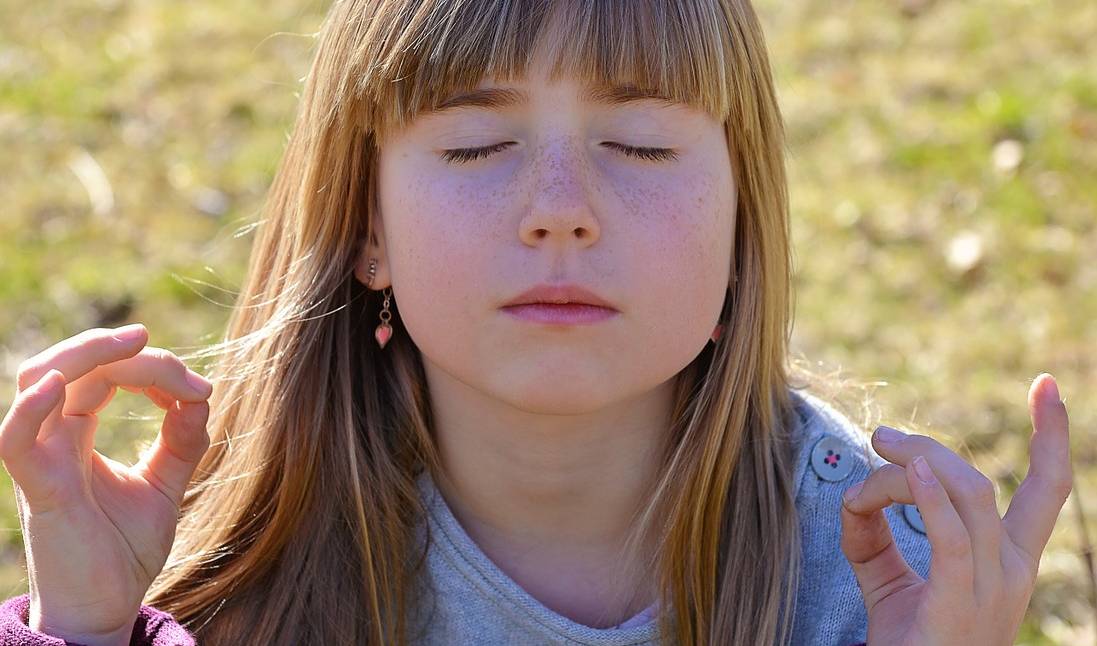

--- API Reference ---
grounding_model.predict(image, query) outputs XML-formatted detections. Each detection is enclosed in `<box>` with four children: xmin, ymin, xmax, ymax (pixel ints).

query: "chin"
<box><xmin>490</xmin><ymin>376</ymin><xmax>625</xmax><ymax>415</ymax></box>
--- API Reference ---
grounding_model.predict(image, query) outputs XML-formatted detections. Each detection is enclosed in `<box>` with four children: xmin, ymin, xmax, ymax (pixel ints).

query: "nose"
<box><xmin>518</xmin><ymin>139</ymin><xmax>601</xmax><ymax>248</ymax></box>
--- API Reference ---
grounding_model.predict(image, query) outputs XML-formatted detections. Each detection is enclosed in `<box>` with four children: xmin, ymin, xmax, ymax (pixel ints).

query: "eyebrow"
<box><xmin>429</xmin><ymin>83</ymin><xmax>679</xmax><ymax>114</ymax></box>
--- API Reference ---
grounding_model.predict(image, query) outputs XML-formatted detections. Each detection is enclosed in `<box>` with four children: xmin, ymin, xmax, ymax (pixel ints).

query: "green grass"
<box><xmin>1</xmin><ymin>0</ymin><xmax>1094</xmax><ymax>642</ymax></box>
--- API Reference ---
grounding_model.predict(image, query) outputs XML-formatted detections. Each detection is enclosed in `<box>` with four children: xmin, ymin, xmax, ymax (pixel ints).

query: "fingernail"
<box><xmin>186</xmin><ymin>370</ymin><xmax>212</xmax><ymax>394</ymax></box>
<box><xmin>843</xmin><ymin>482</ymin><xmax>864</xmax><ymax>505</ymax></box>
<box><xmin>875</xmin><ymin>426</ymin><xmax>903</xmax><ymax>443</ymax></box>
<box><xmin>912</xmin><ymin>455</ymin><xmax>936</xmax><ymax>485</ymax></box>
<box><xmin>113</xmin><ymin>323</ymin><xmax>145</xmax><ymax>342</ymax></box>
<box><xmin>1042</xmin><ymin>374</ymin><xmax>1061</xmax><ymax>403</ymax></box>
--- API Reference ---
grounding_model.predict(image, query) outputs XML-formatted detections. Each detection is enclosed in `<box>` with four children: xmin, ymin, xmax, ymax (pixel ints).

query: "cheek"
<box><xmin>379</xmin><ymin>172</ymin><xmax>503</xmax><ymax>344</ymax></box>
<box><xmin>613</xmin><ymin>169</ymin><xmax>733</xmax><ymax>330</ymax></box>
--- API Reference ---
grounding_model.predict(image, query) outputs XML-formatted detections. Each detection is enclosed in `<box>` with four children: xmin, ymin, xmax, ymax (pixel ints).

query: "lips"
<box><xmin>501</xmin><ymin>302</ymin><xmax>619</xmax><ymax>325</ymax></box>
<box><xmin>502</xmin><ymin>283</ymin><xmax>617</xmax><ymax>311</ymax></box>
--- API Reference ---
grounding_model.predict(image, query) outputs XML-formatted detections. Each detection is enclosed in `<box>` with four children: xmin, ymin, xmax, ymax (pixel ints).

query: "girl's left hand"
<box><xmin>839</xmin><ymin>373</ymin><xmax>1073</xmax><ymax>646</ymax></box>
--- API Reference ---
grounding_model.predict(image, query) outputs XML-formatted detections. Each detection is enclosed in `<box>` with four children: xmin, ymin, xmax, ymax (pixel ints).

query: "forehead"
<box><xmin>360</xmin><ymin>0</ymin><xmax>740</xmax><ymax>140</ymax></box>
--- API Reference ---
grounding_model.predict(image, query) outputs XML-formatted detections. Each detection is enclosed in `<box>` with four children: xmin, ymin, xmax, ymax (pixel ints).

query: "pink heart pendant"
<box><xmin>375</xmin><ymin>324</ymin><xmax>392</xmax><ymax>349</ymax></box>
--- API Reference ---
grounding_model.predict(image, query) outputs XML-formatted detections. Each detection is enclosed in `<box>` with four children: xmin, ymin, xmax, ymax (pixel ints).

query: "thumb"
<box><xmin>134</xmin><ymin>399</ymin><xmax>210</xmax><ymax>509</ymax></box>
<box><xmin>840</xmin><ymin>468</ymin><xmax>920</xmax><ymax>609</ymax></box>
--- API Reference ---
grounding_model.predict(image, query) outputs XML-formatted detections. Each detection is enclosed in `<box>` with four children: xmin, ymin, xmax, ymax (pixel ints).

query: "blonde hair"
<box><xmin>144</xmin><ymin>0</ymin><xmax>864</xmax><ymax>643</ymax></box>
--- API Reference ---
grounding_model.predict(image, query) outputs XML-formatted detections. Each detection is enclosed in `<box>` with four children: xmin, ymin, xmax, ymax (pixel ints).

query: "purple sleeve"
<box><xmin>0</xmin><ymin>594</ymin><xmax>196</xmax><ymax>645</ymax></box>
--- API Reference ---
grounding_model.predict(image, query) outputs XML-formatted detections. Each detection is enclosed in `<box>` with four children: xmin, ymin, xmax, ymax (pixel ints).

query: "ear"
<box><xmin>352</xmin><ymin>214</ymin><xmax>391</xmax><ymax>289</ymax></box>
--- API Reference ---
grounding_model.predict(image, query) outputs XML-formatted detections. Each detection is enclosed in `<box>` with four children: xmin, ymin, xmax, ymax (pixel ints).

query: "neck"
<box><xmin>423</xmin><ymin>358</ymin><xmax>674</xmax><ymax>626</ymax></box>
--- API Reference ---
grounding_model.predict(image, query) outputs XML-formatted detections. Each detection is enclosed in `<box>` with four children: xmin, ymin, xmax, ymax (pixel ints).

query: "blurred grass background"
<box><xmin>0</xmin><ymin>0</ymin><xmax>1093</xmax><ymax>642</ymax></box>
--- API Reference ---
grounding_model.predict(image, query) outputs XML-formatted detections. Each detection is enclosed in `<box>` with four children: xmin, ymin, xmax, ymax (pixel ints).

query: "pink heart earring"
<box><xmin>366</xmin><ymin>258</ymin><xmax>393</xmax><ymax>349</ymax></box>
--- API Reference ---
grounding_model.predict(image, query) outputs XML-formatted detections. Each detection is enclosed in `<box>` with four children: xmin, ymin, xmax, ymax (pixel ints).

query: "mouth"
<box><xmin>502</xmin><ymin>283</ymin><xmax>618</xmax><ymax>311</ymax></box>
<box><xmin>500</xmin><ymin>302</ymin><xmax>619</xmax><ymax>325</ymax></box>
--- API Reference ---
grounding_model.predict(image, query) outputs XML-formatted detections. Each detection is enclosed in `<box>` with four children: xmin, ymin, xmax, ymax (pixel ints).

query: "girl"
<box><xmin>0</xmin><ymin>0</ymin><xmax>1073</xmax><ymax>644</ymax></box>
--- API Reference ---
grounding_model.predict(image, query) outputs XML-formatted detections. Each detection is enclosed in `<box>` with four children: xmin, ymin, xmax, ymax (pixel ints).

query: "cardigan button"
<box><xmin>903</xmin><ymin>503</ymin><xmax>927</xmax><ymax>534</ymax></box>
<box><xmin>809</xmin><ymin>435</ymin><xmax>854</xmax><ymax>482</ymax></box>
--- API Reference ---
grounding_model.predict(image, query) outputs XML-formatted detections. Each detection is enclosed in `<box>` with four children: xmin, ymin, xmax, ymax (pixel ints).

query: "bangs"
<box><xmin>349</xmin><ymin>0</ymin><xmax>736</xmax><ymax>138</ymax></box>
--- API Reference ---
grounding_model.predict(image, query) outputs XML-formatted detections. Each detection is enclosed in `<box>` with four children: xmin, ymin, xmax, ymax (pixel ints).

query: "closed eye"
<box><xmin>439</xmin><ymin>141</ymin><xmax>679</xmax><ymax>164</ymax></box>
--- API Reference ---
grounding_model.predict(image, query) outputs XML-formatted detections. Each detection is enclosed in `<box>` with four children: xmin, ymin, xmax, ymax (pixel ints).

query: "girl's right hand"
<box><xmin>0</xmin><ymin>324</ymin><xmax>213</xmax><ymax>646</ymax></box>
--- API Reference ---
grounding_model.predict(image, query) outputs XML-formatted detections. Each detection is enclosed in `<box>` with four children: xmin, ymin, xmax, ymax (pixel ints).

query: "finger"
<box><xmin>143</xmin><ymin>386</ymin><xmax>179</xmax><ymax>410</ymax></box>
<box><xmin>0</xmin><ymin>370</ymin><xmax>66</xmax><ymax>461</ymax></box>
<box><xmin>0</xmin><ymin>370</ymin><xmax>98</xmax><ymax>510</ymax></box>
<box><xmin>842</xmin><ymin>463</ymin><xmax>912</xmax><ymax>512</ymax></box>
<box><xmin>23</xmin><ymin>325</ymin><xmax>149</xmax><ymax>432</ymax></box>
<box><xmin>60</xmin><ymin>348</ymin><xmax>213</xmax><ymax>415</ymax></box>
<box><xmin>133</xmin><ymin>399</ymin><xmax>211</xmax><ymax>509</ymax></box>
<box><xmin>16</xmin><ymin>324</ymin><xmax>149</xmax><ymax>393</ymax></box>
<box><xmin>840</xmin><ymin>471</ymin><xmax>919</xmax><ymax>610</ymax></box>
<box><xmin>906</xmin><ymin>455</ymin><xmax>977</xmax><ymax>622</ymax></box>
<box><xmin>119</xmin><ymin>384</ymin><xmax>176</xmax><ymax>409</ymax></box>
<box><xmin>870</xmin><ymin>425</ymin><xmax>1003</xmax><ymax>597</ymax></box>
<box><xmin>112</xmin><ymin>384</ymin><xmax>179</xmax><ymax>410</ymax></box>
<box><xmin>1002</xmin><ymin>373</ymin><xmax>1073</xmax><ymax>565</ymax></box>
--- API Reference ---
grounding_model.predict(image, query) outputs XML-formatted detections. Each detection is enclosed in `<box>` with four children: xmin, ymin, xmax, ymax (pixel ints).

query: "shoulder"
<box><xmin>787</xmin><ymin>387</ymin><xmax>933</xmax><ymax>563</ymax></box>
<box><xmin>788</xmin><ymin>387</ymin><xmax>917</xmax><ymax>521</ymax></box>
<box><xmin>785</xmin><ymin>387</ymin><xmax>933</xmax><ymax>646</ymax></box>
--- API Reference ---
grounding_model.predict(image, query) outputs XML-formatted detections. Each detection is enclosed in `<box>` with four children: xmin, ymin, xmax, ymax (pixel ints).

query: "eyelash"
<box><xmin>439</xmin><ymin>141</ymin><xmax>679</xmax><ymax>164</ymax></box>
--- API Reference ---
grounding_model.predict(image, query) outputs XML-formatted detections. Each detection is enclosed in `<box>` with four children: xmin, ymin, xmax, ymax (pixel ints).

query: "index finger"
<box><xmin>61</xmin><ymin>347</ymin><xmax>213</xmax><ymax>416</ymax></box>
<box><xmin>16</xmin><ymin>324</ymin><xmax>150</xmax><ymax>392</ymax></box>
<box><xmin>1002</xmin><ymin>373</ymin><xmax>1073</xmax><ymax>565</ymax></box>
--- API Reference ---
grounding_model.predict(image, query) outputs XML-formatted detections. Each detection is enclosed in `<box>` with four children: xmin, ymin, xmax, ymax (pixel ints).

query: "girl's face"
<box><xmin>362</xmin><ymin>53</ymin><xmax>735</xmax><ymax>415</ymax></box>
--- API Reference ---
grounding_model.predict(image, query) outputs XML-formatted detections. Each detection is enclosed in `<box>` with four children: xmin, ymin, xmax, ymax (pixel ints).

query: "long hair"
<box><xmin>143</xmin><ymin>1</ymin><xmax>855</xmax><ymax>643</ymax></box>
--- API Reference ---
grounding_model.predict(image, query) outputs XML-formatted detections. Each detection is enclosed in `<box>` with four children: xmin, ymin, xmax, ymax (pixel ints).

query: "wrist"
<box><xmin>29</xmin><ymin>607</ymin><xmax>138</xmax><ymax>646</ymax></box>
